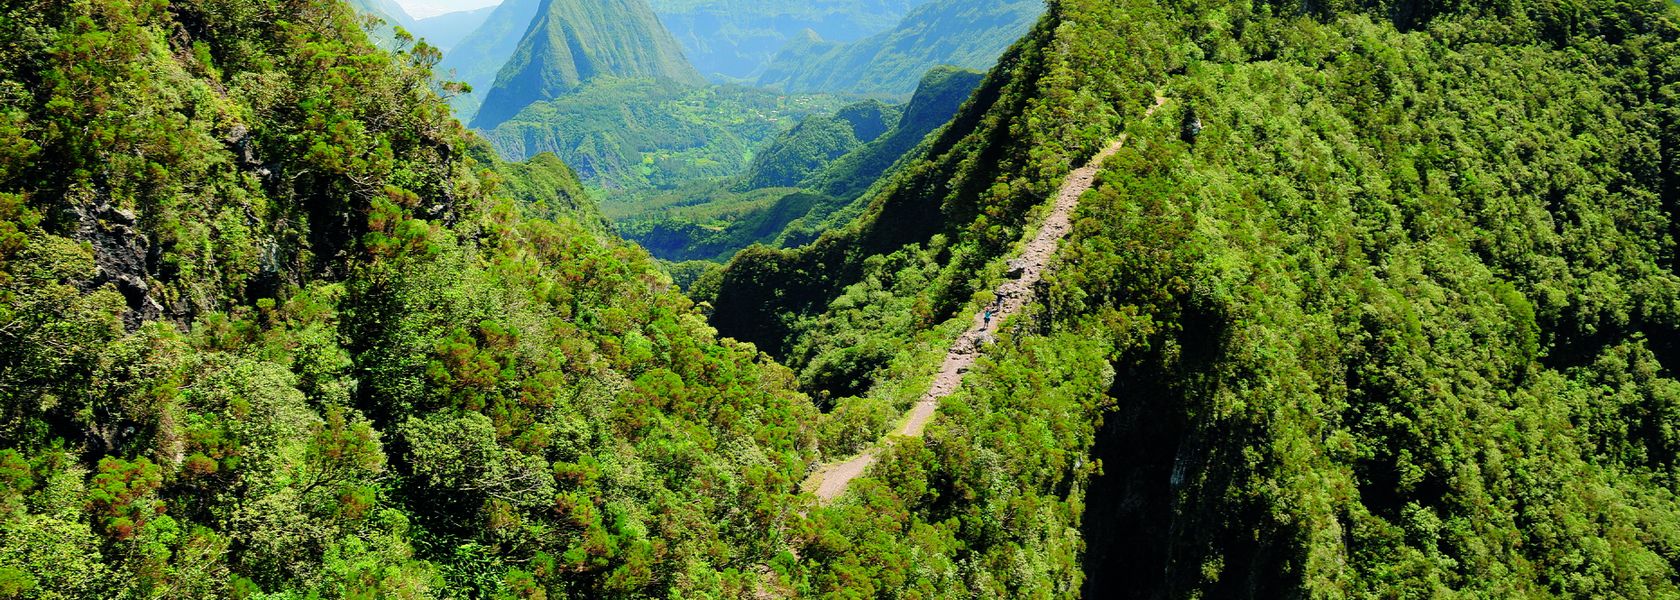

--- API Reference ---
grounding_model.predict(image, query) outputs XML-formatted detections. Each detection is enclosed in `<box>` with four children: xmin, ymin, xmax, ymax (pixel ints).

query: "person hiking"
<box><xmin>983</xmin><ymin>305</ymin><xmax>995</xmax><ymax>327</ymax></box>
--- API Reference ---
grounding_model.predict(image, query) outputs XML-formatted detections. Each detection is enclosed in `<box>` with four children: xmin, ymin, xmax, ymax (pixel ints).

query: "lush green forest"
<box><xmin>4</xmin><ymin>0</ymin><xmax>1680</xmax><ymax>597</ymax></box>
<box><xmin>0</xmin><ymin>1</ymin><xmax>817</xmax><ymax>596</ymax></box>
<box><xmin>611</xmin><ymin>67</ymin><xmax>985</xmax><ymax>263</ymax></box>
<box><xmin>479</xmin><ymin>78</ymin><xmax>848</xmax><ymax>191</ymax></box>
<box><xmin>709</xmin><ymin>0</ymin><xmax>1680</xmax><ymax>596</ymax></box>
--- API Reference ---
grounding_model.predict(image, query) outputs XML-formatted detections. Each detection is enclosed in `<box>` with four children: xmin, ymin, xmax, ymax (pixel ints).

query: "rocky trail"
<box><xmin>805</xmin><ymin>96</ymin><xmax>1168</xmax><ymax>502</ymax></box>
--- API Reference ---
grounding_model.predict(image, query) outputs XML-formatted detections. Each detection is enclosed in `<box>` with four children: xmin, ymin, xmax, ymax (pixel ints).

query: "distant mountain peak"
<box><xmin>468</xmin><ymin>0</ymin><xmax>703</xmax><ymax>130</ymax></box>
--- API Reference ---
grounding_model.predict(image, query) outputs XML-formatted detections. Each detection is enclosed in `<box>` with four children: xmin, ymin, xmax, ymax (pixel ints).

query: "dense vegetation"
<box><xmin>709</xmin><ymin>0</ymin><xmax>1680</xmax><ymax>596</ymax></box>
<box><xmin>467</xmin><ymin>0</ymin><xmax>706</xmax><ymax>130</ymax></box>
<box><xmin>754</xmin><ymin>0</ymin><xmax>1042</xmax><ymax>97</ymax></box>
<box><xmin>6</xmin><ymin>0</ymin><xmax>1680</xmax><ymax>597</ymax></box>
<box><xmin>480</xmin><ymin>78</ymin><xmax>848</xmax><ymax>190</ymax></box>
<box><xmin>0</xmin><ymin>1</ymin><xmax>821</xmax><ymax>596</ymax></box>
<box><xmin>612</xmin><ymin>67</ymin><xmax>984</xmax><ymax>263</ymax></box>
<box><xmin>740</xmin><ymin>100</ymin><xmax>897</xmax><ymax>190</ymax></box>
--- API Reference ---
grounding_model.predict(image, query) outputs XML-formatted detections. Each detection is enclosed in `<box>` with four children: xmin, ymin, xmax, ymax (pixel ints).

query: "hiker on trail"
<box><xmin>983</xmin><ymin>304</ymin><xmax>995</xmax><ymax>327</ymax></box>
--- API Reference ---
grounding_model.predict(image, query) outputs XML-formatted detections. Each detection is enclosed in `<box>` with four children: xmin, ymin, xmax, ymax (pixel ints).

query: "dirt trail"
<box><xmin>807</xmin><ymin>97</ymin><xmax>1168</xmax><ymax>503</ymax></box>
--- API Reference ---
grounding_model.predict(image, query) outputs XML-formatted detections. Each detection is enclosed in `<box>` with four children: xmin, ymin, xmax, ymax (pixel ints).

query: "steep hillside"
<box><xmin>709</xmin><ymin>0</ymin><xmax>1680</xmax><ymax>596</ymax></box>
<box><xmin>345</xmin><ymin>0</ymin><xmax>420</xmax><ymax>47</ymax></box>
<box><xmin>754</xmin><ymin>0</ymin><xmax>1041</xmax><ymax>97</ymax></box>
<box><xmin>609</xmin><ymin>67</ymin><xmax>982</xmax><ymax>263</ymax></box>
<box><xmin>648</xmin><ymin>0</ymin><xmax>928</xmax><ymax>80</ymax></box>
<box><xmin>0</xmin><ymin>1</ymin><xmax>819</xmax><ymax>596</ymax></box>
<box><xmin>739</xmin><ymin>100</ymin><xmax>898</xmax><ymax>190</ymax></box>
<box><xmin>793</xmin><ymin>66</ymin><xmax>985</xmax><ymax>214</ymax></box>
<box><xmin>410</xmin><ymin>5</ymin><xmax>496</xmax><ymax>51</ymax></box>
<box><xmin>347</xmin><ymin>0</ymin><xmax>416</xmax><ymax>29</ymax></box>
<box><xmin>468</xmin><ymin>0</ymin><xmax>706</xmax><ymax>130</ymax></box>
<box><xmin>479</xmin><ymin>79</ymin><xmax>846</xmax><ymax>189</ymax></box>
<box><xmin>435</xmin><ymin>0</ymin><xmax>544</xmax><ymax>122</ymax></box>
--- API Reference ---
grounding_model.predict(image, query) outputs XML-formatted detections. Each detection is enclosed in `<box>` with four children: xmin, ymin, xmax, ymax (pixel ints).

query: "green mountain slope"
<box><xmin>795</xmin><ymin>66</ymin><xmax>985</xmax><ymax>208</ymax></box>
<box><xmin>738</xmin><ymin>100</ymin><xmax>897</xmax><ymax>190</ymax></box>
<box><xmin>608</xmin><ymin>66</ymin><xmax>981</xmax><ymax>263</ymax></box>
<box><xmin>0</xmin><ymin>1</ymin><xmax>817</xmax><ymax>596</ymax></box>
<box><xmin>435</xmin><ymin>0</ymin><xmax>545</xmax><ymax>122</ymax></box>
<box><xmin>479</xmin><ymin>78</ymin><xmax>846</xmax><ymax>190</ymax></box>
<box><xmin>710</xmin><ymin>0</ymin><xmax>1680</xmax><ymax>595</ymax></box>
<box><xmin>410</xmin><ymin>5</ymin><xmax>496</xmax><ymax>51</ymax></box>
<box><xmin>754</xmin><ymin>0</ymin><xmax>1041</xmax><ymax>97</ymax></box>
<box><xmin>647</xmin><ymin>0</ymin><xmax>928</xmax><ymax>80</ymax></box>
<box><xmin>468</xmin><ymin>0</ymin><xmax>706</xmax><ymax>130</ymax></box>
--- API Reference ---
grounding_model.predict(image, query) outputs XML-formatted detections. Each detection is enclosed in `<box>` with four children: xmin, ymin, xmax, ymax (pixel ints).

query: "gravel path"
<box><xmin>807</xmin><ymin>97</ymin><xmax>1168</xmax><ymax>503</ymax></box>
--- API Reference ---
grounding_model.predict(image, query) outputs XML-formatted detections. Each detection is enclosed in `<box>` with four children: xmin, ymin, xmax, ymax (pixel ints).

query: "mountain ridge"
<box><xmin>754</xmin><ymin>0</ymin><xmax>1042</xmax><ymax>97</ymax></box>
<box><xmin>468</xmin><ymin>0</ymin><xmax>705</xmax><ymax>130</ymax></box>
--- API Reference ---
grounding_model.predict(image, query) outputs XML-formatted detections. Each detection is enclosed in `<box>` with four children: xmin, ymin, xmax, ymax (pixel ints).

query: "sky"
<box><xmin>392</xmin><ymin>0</ymin><xmax>501</xmax><ymax>18</ymax></box>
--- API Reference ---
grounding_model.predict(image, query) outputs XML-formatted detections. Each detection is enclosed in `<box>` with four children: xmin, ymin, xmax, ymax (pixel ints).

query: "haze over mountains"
<box><xmin>755</xmin><ymin>0</ymin><xmax>1042</xmax><ymax>96</ymax></box>
<box><xmin>648</xmin><ymin>0</ymin><xmax>933</xmax><ymax>80</ymax></box>
<box><xmin>409</xmin><ymin>5</ymin><xmax>496</xmax><ymax>51</ymax></box>
<box><xmin>427</xmin><ymin>0</ymin><xmax>1042</xmax><ymax>125</ymax></box>
<box><xmin>398</xmin><ymin>0</ymin><xmax>1049</xmax><ymax>229</ymax></box>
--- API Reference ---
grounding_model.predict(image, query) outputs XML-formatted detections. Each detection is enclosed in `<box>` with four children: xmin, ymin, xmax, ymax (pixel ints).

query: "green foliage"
<box><xmin>0</xmin><ymin>0</ymin><xmax>823</xmax><ymax>597</ymax></box>
<box><xmin>614</xmin><ymin>185</ymin><xmax>837</xmax><ymax>262</ymax></box>
<box><xmin>708</xmin><ymin>0</ymin><xmax>1680</xmax><ymax>596</ymax></box>
<box><xmin>610</xmin><ymin>67</ymin><xmax>980</xmax><ymax>265</ymax></box>
<box><xmin>741</xmin><ymin>114</ymin><xmax>864</xmax><ymax>189</ymax></box>
<box><xmin>487</xmin><ymin>150</ymin><xmax>606</xmax><ymax>231</ymax></box>
<box><xmin>480</xmin><ymin>77</ymin><xmax>848</xmax><ymax>190</ymax></box>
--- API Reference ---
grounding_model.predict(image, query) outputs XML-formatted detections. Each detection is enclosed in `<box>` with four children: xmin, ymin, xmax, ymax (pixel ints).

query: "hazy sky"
<box><xmin>393</xmin><ymin>0</ymin><xmax>501</xmax><ymax>18</ymax></box>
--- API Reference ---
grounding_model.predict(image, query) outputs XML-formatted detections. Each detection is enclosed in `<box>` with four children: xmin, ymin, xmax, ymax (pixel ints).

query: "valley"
<box><xmin>1</xmin><ymin>0</ymin><xmax>1677</xmax><ymax>598</ymax></box>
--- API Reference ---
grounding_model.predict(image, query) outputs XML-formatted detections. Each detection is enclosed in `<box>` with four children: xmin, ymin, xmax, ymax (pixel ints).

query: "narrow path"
<box><xmin>806</xmin><ymin>96</ymin><xmax>1169</xmax><ymax>502</ymax></box>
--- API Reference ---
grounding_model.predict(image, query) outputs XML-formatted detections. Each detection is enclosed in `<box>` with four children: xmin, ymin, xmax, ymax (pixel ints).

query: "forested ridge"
<box><xmin>2</xmin><ymin>0</ymin><xmax>1680</xmax><ymax>598</ymax></box>
<box><xmin>708</xmin><ymin>0</ymin><xmax>1680</xmax><ymax>596</ymax></box>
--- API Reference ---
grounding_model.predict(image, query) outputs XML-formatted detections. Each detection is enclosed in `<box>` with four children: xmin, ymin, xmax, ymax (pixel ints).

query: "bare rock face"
<box><xmin>71</xmin><ymin>191</ymin><xmax>162</xmax><ymax>329</ymax></box>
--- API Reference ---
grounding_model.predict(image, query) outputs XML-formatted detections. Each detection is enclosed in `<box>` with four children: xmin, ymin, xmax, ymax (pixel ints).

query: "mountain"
<box><xmin>435</xmin><ymin>0</ymin><xmax>545</xmax><ymax>122</ymax></box>
<box><xmin>607</xmin><ymin>66</ymin><xmax>981</xmax><ymax>263</ymax></box>
<box><xmin>348</xmin><ymin>0</ymin><xmax>417</xmax><ymax>29</ymax></box>
<box><xmin>410</xmin><ymin>5</ymin><xmax>496</xmax><ymax>51</ymax></box>
<box><xmin>710</xmin><ymin>0</ymin><xmax>1680</xmax><ymax>596</ymax></box>
<box><xmin>345</xmin><ymin>0</ymin><xmax>420</xmax><ymax>46</ymax></box>
<box><xmin>8</xmin><ymin>0</ymin><xmax>1680</xmax><ymax>597</ymax></box>
<box><xmin>468</xmin><ymin>0</ymin><xmax>706</xmax><ymax>130</ymax></box>
<box><xmin>754</xmin><ymin>0</ymin><xmax>1041</xmax><ymax>97</ymax></box>
<box><xmin>738</xmin><ymin>99</ymin><xmax>898</xmax><ymax>190</ymax></box>
<box><xmin>646</xmin><ymin>0</ymin><xmax>929</xmax><ymax>80</ymax></box>
<box><xmin>795</xmin><ymin>66</ymin><xmax>984</xmax><ymax>207</ymax></box>
<box><xmin>478</xmin><ymin>78</ymin><xmax>846</xmax><ymax>190</ymax></box>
